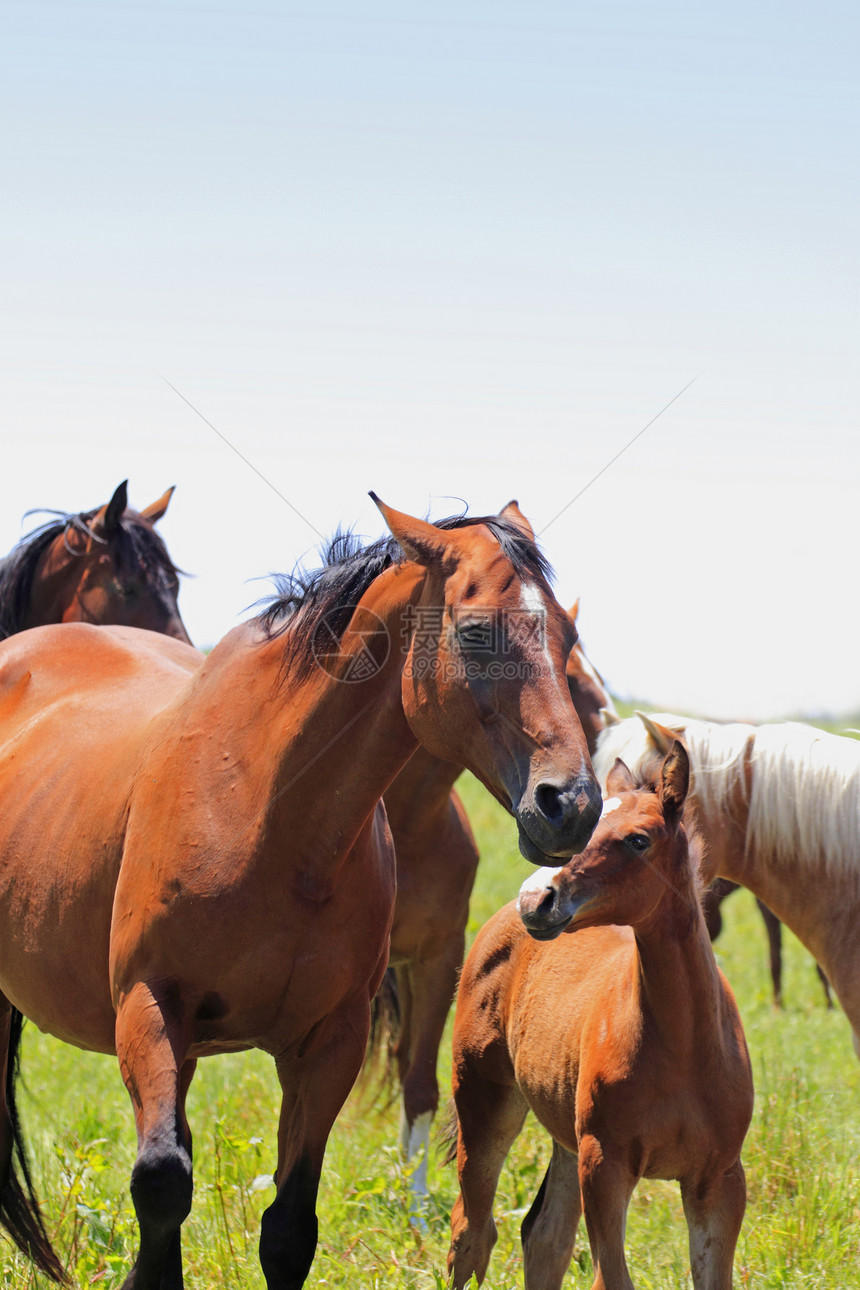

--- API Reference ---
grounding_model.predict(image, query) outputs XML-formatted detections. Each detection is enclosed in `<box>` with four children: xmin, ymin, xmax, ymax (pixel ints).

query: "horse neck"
<box><xmin>20</xmin><ymin>539</ymin><xmax>78</xmax><ymax>628</ymax></box>
<box><xmin>630</xmin><ymin>853</ymin><xmax>725</xmax><ymax>1058</ymax></box>
<box><xmin>196</xmin><ymin>567</ymin><xmax>425</xmax><ymax>879</ymax></box>
<box><xmin>382</xmin><ymin>745</ymin><xmax>464</xmax><ymax>833</ymax></box>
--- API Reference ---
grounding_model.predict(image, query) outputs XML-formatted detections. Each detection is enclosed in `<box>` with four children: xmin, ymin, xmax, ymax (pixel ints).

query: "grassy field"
<box><xmin>4</xmin><ymin>770</ymin><xmax>860</xmax><ymax>1288</ymax></box>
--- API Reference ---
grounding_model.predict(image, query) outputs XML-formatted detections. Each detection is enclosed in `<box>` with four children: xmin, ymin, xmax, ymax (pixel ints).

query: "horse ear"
<box><xmin>606</xmin><ymin>757</ymin><xmax>637</xmax><ymax>796</ymax></box>
<box><xmin>369</xmin><ymin>493</ymin><xmax>451</xmax><ymax>566</ymax></box>
<box><xmin>660</xmin><ymin>741</ymin><xmax>690</xmax><ymax>819</ymax></box>
<box><xmin>635</xmin><ymin>711</ymin><xmax>680</xmax><ymax>755</ymax></box>
<box><xmin>498</xmin><ymin>499</ymin><xmax>536</xmax><ymax>543</ymax></box>
<box><xmin>93</xmin><ymin>480</ymin><xmax>128</xmax><ymax>535</ymax></box>
<box><xmin>568</xmin><ymin>597</ymin><xmax>580</xmax><ymax>625</ymax></box>
<box><xmin>139</xmin><ymin>485</ymin><xmax>176</xmax><ymax>524</ymax></box>
<box><xmin>601</xmin><ymin>707</ymin><xmax>621</xmax><ymax>727</ymax></box>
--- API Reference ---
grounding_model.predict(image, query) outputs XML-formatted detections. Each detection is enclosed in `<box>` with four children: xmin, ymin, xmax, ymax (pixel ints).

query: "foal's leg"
<box><xmin>259</xmin><ymin>999</ymin><xmax>369</xmax><ymax>1290</ymax></box>
<box><xmin>447</xmin><ymin>1078</ymin><xmax>528</xmax><ymax>1289</ymax></box>
<box><xmin>681</xmin><ymin>1160</ymin><xmax>746</xmax><ymax>1290</ymax></box>
<box><xmin>578</xmin><ymin>1136</ymin><xmax>635</xmax><ymax>1290</ymax></box>
<box><xmin>521</xmin><ymin>1140</ymin><xmax>582</xmax><ymax>1290</ymax></box>
<box><xmin>115</xmin><ymin>983</ymin><xmax>195</xmax><ymax>1290</ymax></box>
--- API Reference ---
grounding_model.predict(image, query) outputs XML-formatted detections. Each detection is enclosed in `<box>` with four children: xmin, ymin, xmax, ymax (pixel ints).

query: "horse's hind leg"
<box><xmin>682</xmin><ymin>1159</ymin><xmax>746</xmax><ymax>1290</ymax></box>
<box><xmin>447</xmin><ymin>1076</ymin><xmax>528</xmax><ymax>1289</ymax></box>
<box><xmin>399</xmin><ymin>938</ymin><xmax>464</xmax><ymax>1206</ymax></box>
<box><xmin>259</xmin><ymin>998</ymin><xmax>370</xmax><ymax>1290</ymax></box>
<box><xmin>115</xmin><ymin>982</ymin><xmax>195</xmax><ymax>1290</ymax></box>
<box><xmin>521</xmin><ymin>1140</ymin><xmax>582</xmax><ymax>1290</ymax></box>
<box><xmin>756</xmin><ymin>900</ymin><xmax>783</xmax><ymax>1006</ymax></box>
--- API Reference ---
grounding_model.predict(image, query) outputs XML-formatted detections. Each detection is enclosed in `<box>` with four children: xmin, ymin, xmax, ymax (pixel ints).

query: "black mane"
<box><xmin>259</xmin><ymin>512</ymin><xmax>555</xmax><ymax>680</ymax></box>
<box><xmin>0</xmin><ymin>507</ymin><xmax>181</xmax><ymax>640</ymax></box>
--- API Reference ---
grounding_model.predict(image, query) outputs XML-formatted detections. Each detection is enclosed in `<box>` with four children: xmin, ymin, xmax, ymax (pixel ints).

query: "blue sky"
<box><xmin>3</xmin><ymin>1</ymin><xmax>858</xmax><ymax>718</ymax></box>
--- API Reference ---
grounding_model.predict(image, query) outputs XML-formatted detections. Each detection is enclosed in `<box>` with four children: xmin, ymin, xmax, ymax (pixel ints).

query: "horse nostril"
<box><xmin>535</xmin><ymin>887</ymin><xmax>557</xmax><ymax>920</ymax></box>
<box><xmin>535</xmin><ymin>782</ymin><xmax>565</xmax><ymax>825</ymax></box>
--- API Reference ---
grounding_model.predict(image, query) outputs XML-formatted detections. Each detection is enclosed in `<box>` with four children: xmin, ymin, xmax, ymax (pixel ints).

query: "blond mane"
<box><xmin>596</xmin><ymin>714</ymin><xmax>860</xmax><ymax>878</ymax></box>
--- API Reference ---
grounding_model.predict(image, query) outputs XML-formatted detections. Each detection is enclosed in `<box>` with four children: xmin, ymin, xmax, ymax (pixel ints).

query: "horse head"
<box><xmin>372</xmin><ymin>495</ymin><xmax>603</xmax><ymax>863</ymax></box>
<box><xmin>516</xmin><ymin>741</ymin><xmax>691</xmax><ymax>939</ymax></box>
<box><xmin>20</xmin><ymin>480</ymin><xmax>191</xmax><ymax>642</ymax></box>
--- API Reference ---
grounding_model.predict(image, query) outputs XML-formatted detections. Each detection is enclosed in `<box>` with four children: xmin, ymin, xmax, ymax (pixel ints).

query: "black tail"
<box><xmin>360</xmin><ymin>968</ymin><xmax>401</xmax><ymax>1105</ymax></box>
<box><xmin>0</xmin><ymin>1007</ymin><xmax>67</xmax><ymax>1283</ymax></box>
<box><xmin>438</xmin><ymin>1096</ymin><xmax>460</xmax><ymax>1165</ymax></box>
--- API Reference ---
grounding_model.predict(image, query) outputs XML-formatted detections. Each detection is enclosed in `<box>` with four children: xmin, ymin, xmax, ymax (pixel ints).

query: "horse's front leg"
<box><xmin>578</xmin><ymin>1137</ymin><xmax>635</xmax><ymax>1290</ymax></box>
<box><xmin>682</xmin><ymin>1159</ymin><xmax>746</xmax><ymax>1290</ymax></box>
<box><xmin>115</xmin><ymin>982</ymin><xmax>195</xmax><ymax>1290</ymax></box>
<box><xmin>259</xmin><ymin>998</ymin><xmax>370</xmax><ymax>1290</ymax></box>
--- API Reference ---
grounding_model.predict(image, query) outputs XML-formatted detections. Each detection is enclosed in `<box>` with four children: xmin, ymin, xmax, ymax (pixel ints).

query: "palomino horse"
<box><xmin>0</xmin><ymin>480</ymin><xmax>190</xmax><ymax>642</ymax></box>
<box><xmin>700</xmin><ymin>877</ymin><xmax>832</xmax><ymax>1008</ymax></box>
<box><xmin>378</xmin><ymin>592</ymin><xmax>615</xmax><ymax>1203</ymax></box>
<box><xmin>594</xmin><ymin>713</ymin><xmax>860</xmax><ymax>1047</ymax></box>
<box><xmin>0</xmin><ymin>497</ymin><xmax>602</xmax><ymax>1288</ymax></box>
<box><xmin>447</xmin><ymin>745</ymin><xmax>753</xmax><ymax>1290</ymax></box>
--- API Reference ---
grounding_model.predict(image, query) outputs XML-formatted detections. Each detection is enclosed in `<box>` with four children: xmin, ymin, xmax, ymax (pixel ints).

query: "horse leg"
<box><xmin>447</xmin><ymin>1077</ymin><xmax>528</xmax><ymax>1289</ymax></box>
<box><xmin>756</xmin><ymin>900</ymin><xmax>783</xmax><ymax>1007</ymax></box>
<box><xmin>816</xmin><ymin>964</ymin><xmax>834</xmax><ymax>1008</ymax></box>
<box><xmin>681</xmin><ymin>1159</ymin><xmax>746</xmax><ymax>1290</ymax></box>
<box><xmin>521</xmin><ymin>1139</ymin><xmax>582</xmax><ymax>1290</ymax></box>
<box><xmin>0</xmin><ymin>999</ymin><xmax>66</xmax><ymax>1282</ymax></box>
<box><xmin>259</xmin><ymin>999</ymin><xmax>369</xmax><ymax>1290</ymax></box>
<box><xmin>115</xmin><ymin>982</ymin><xmax>195</xmax><ymax>1290</ymax></box>
<box><xmin>399</xmin><ymin>939</ymin><xmax>464</xmax><ymax>1208</ymax></box>
<box><xmin>578</xmin><ymin>1137</ymin><xmax>634</xmax><ymax>1290</ymax></box>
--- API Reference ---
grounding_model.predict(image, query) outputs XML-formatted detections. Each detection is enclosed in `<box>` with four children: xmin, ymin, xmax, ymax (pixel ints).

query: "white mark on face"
<box><xmin>517</xmin><ymin>865</ymin><xmax>565</xmax><ymax>907</ymax></box>
<box><xmin>601</xmin><ymin>797</ymin><xmax>622</xmax><ymax>816</ymax></box>
<box><xmin>519</xmin><ymin>581</ymin><xmax>557</xmax><ymax>683</ymax></box>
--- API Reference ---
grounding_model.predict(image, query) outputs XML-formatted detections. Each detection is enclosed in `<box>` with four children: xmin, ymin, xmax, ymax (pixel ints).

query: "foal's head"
<box><xmin>2</xmin><ymin>481</ymin><xmax>191</xmax><ymax>643</ymax></box>
<box><xmin>374</xmin><ymin>496</ymin><xmax>602</xmax><ymax>862</ymax></box>
<box><xmin>517</xmin><ymin>742</ymin><xmax>692</xmax><ymax>940</ymax></box>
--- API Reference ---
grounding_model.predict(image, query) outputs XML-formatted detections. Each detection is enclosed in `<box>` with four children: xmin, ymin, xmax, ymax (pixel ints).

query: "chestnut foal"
<box><xmin>447</xmin><ymin>745</ymin><xmax>753</xmax><ymax>1290</ymax></box>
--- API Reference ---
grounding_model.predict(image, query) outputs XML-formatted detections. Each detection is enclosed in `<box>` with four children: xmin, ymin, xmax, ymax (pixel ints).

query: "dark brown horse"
<box><xmin>0</xmin><ymin>480</ymin><xmax>190</xmax><ymax>642</ymax></box>
<box><xmin>447</xmin><ymin>745</ymin><xmax>753</xmax><ymax>1289</ymax></box>
<box><xmin>0</xmin><ymin>497</ymin><xmax>601</xmax><ymax>1289</ymax></box>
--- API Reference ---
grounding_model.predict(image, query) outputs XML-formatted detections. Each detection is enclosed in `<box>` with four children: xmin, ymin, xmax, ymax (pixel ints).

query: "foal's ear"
<box><xmin>94</xmin><ymin>480</ymin><xmax>129</xmax><ymax>535</ymax></box>
<box><xmin>660</xmin><ymin>741</ymin><xmax>690</xmax><ymax>820</ymax></box>
<box><xmin>139</xmin><ymin>485</ymin><xmax>176</xmax><ymax>524</ymax></box>
<box><xmin>606</xmin><ymin>757</ymin><xmax>637</xmax><ymax>796</ymax></box>
<box><xmin>369</xmin><ymin>493</ymin><xmax>452</xmax><ymax>566</ymax></box>
<box><xmin>498</xmin><ymin>499</ymin><xmax>536</xmax><ymax>543</ymax></box>
<box><xmin>635</xmin><ymin>711</ymin><xmax>681</xmax><ymax>755</ymax></box>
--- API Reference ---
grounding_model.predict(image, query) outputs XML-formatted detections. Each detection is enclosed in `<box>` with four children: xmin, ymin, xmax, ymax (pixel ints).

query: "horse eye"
<box><xmin>626</xmin><ymin>834</ymin><xmax>650</xmax><ymax>853</ymax></box>
<box><xmin>457</xmin><ymin>622</ymin><xmax>492</xmax><ymax>650</ymax></box>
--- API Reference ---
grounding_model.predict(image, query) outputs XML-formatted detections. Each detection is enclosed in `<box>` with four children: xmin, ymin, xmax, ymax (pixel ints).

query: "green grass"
<box><xmin>4</xmin><ymin>772</ymin><xmax>860</xmax><ymax>1287</ymax></box>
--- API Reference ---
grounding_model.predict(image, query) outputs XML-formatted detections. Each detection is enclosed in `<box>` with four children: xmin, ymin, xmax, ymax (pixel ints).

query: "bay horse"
<box><xmin>447</xmin><ymin>744</ymin><xmax>753</xmax><ymax>1290</ymax></box>
<box><xmin>0</xmin><ymin>496</ymin><xmax>602</xmax><ymax>1289</ymax></box>
<box><xmin>378</xmin><ymin>585</ymin><xmax>615</xmax><ymax>1205</ymax></box>
<box><xmin>594</xmin><ymin>712</ymin><xmax>860</xmax><ymax>1048</ymax></box>
<box><xmin>0</xmin><ymin>479</ymin><xmax>190</xmax><ymax>642</ymax></box>
<box><xmin>381</xmin><ymin>608</ymin><xmax>613</xmax><ymax>1192</ymax></box>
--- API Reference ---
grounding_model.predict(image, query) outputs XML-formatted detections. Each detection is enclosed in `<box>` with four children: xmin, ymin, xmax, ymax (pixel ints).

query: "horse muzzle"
<box><xmin>515</xmin><ymin>773</ymin><xmax>602</xmax><ymax>864</ymax></box>
<box><xmin>516</xmin><ymin>865</ymin><xmax>592</xmax><ymax>941</ymax></box>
